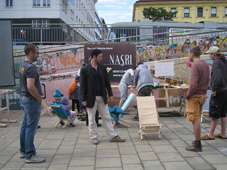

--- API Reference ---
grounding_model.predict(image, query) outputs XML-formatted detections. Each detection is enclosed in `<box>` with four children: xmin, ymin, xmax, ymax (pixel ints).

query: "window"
<box><xmin>33</xmin><ymin>0</ymin><xmax>40</xmax><ymax>7</ymax></box>
<box><xmin>32</xmin><ymin>20</ymin><xmax>41</xmax><ymax>28</ymax></box>
<box><xmin>42</xmin><ymin>20</ymin><xmax>50</xmax><ymax>28</ymax></box>
<box><xmin>70</xmin><ymin>10</ymin><xmax>74</xmax><ymax>21</ymax></box>
<box><xmin>171</xmin><ymin>8</ymin><xmax>176</xmax><ymax>17</ymax></box>
<box><xmin>62</xmin><ymin>0</ymin><xmax>67</xmax><ymax>13</ymax></box>
<box><xmin>225</xmin><ymin>7</ymin><xmax>227</xmax><ymax>17</ymax></box>
<box><xmin>6</xmin><ymin>0</ymin><xmax>13</xmax><ymax>7</ymax></box>
<box><xmin>197</xmin><ymin>7</ymin><xmax>203</xmax><ymax>17</ymax></box>
<box><xmin>211</xmin><ymin>7</ymin><xmax>217</xmax><ymax>17</ymax></box>
<box><xmin>184</xmin><ymin>8</ymin><xmax>190</xmax><ymax>17</ymax></box>
<box><xmin>43</xmin><ymin>0</ymin><xmax>50</xmax><ymax>7</ymax></box>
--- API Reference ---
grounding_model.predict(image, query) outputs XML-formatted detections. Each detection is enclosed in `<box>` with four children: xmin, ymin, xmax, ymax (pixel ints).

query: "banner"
<box><xmin>84</xmin><ymin>44</ymin><xmax>136</xmax><ymax>82</ymax></box>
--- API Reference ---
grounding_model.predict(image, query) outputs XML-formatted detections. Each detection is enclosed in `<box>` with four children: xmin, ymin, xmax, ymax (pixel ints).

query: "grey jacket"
<box><xmin>120</xmin><ymin>69</ymin><xmax>134</xmax><ymax>86</ymax></box>
<box><xmin>211</xmin><ymin>56</ymin><xmax>227</xmax><ymax>92</ymax></box>
<box><xmin>134</xmin><ymin>64</ymin><xmax>154</xmax><ymax>92</ymax></box>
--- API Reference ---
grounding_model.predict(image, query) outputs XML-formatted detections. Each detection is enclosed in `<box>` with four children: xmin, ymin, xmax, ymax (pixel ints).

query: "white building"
<box><xmin>0</xmin><ymin>0</ymin><xmax>105</xmax><ymax>44</ymax></box>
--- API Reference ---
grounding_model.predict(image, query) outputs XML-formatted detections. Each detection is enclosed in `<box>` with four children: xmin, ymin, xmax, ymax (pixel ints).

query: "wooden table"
<box><xmin>0</xmin><ymin>89</ymin><xmax>17</xmax><ymax>127</ymax></box>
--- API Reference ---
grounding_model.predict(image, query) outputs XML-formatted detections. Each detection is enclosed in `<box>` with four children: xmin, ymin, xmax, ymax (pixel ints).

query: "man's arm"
<box><xmin>134</xmin><ymin>69</ymin><xmax>139</xmax><ymax>86</ymax></box>
<box><xmin>211</xmin><ymin>61</ymin><xmax>222</xmax><ymax>92</ymax></box>
<box><xmin>185</xmin><ymin>64</ymin><xmax>199</xmax><ymax>99</ymax></box>
<box><xmin>104</xmin><ymin>66</ymin><xmax>113</xmax><ymax>97</ymax></box>
<box><xmin>27</xmin><ymin>78</ymin><xmax>42</xmax><ymax>102</ymax></box>
<box><xmin>80</xmin><ymin>67</ymin><xmax>87</xmax><ymax>106</ymax></box>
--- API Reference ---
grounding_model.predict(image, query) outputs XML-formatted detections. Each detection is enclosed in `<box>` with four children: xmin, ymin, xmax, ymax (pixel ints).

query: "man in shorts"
<box><xmin>185</xmin><ymin>46</ymin><xmax>210</xmax><ymax>152</ymax></box>
<box><xmin>201</xmin><ymin>46</ymin><xmax>227</xmax><ymax>140</ymax></box>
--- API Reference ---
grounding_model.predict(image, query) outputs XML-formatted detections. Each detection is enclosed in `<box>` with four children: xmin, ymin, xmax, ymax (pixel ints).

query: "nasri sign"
<box><xmin>84</xmin><ymin>44</ymin><xmax>136</xmax><ymax>82</ymax></box>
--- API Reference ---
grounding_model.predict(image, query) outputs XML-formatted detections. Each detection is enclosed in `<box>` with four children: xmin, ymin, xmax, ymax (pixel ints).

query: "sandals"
<box><xmin>214</xmin><ymin>133</ymin><xmax>227</xmax><ymax>139</ymax></box>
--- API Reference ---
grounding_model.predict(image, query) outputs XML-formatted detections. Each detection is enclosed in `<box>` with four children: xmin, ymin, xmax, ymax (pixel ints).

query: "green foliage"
<box><xmin>143</xmin><ymin>7</ymin><xmax>177</xmax><ymax>21</ymax></box>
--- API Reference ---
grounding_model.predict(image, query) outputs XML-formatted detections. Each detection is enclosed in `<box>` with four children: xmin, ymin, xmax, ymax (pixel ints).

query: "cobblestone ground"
<box><xmin>0</xmin><ymin>108</ymin><xmax>226</xmax><ymax>170</ymax></box>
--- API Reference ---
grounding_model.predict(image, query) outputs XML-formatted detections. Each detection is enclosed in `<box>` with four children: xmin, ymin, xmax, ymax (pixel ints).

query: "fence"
<box><xmin>12</xmin><ymin>24</ymin><xmax>227</xmax><ymax>77</ymax></box>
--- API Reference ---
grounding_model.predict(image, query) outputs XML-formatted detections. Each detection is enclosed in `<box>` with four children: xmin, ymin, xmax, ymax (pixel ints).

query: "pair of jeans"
<box><xmin>20</xmin><ymin>97</ymin><xmax>41</xmax><ymax>159</ymax></box>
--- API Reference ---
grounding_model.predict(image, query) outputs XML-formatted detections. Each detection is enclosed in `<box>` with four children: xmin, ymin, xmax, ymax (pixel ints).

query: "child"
<box><xmin>68</xmin><ymin>76</ymin><xmax>80</xmax><ymax>112</ymax></box>
<box><xmin>61</xmin><ymin>96</ymin><xmax>77</xmax><ymax>127</ymax></box>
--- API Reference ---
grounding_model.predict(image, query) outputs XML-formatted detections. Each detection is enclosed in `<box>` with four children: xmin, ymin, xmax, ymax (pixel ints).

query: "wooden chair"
<box><xmin>137</xmin><ymin>96</ymin><xmax>161</xmax><ymax>140</ymax></box>
<box><xmin>49</xmin><ymin>103</ymin><xmax>71</xmax><ymax>128</ymax></box>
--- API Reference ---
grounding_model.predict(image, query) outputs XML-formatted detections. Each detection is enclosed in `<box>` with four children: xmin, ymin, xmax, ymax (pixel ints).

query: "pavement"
<box><xmin>0</xmin><ymin>108</ymin><xmax>227</xmax><ymax>170</ymax></box>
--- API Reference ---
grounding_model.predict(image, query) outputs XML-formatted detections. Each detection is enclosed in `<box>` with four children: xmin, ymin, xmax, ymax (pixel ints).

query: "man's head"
<box><xmin>206</xmin><ymin>46</ymin><xmax>219</xmax><ymax>60</ymax></box>
<box><xmin>137</xmin><ymin>61</ymin><xmax>143</xmax><ymax>67</ymax></box>
<box><xmin>24</xmin><ymin>43</ymin><xmax>39</xmax><ymax>62</ymax></box>
<box><xmin>189</xmin><ymin>46</ymin><xmax>201</xmax><ymax>62</ymax></box>
<box><xmin>91</xmin><ymin>49</ymin><xmax>102</xmax><ymax>64</ymax></box>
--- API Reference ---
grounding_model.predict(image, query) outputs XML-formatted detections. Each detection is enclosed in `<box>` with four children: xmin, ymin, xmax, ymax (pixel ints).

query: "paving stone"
<box><xmin>61</xmin><ymin>137</ymin><xmax>77</xmax><ymax>146</ymax></box>
<box><xmin>157</xmin><ymin>152</ymin><xmax>184</xmax><ymax>162</ymax></box>
<box><xmin>0</xmin><ymin>147</ymin><xmax>18</xmax><ymax>156</ymax></box>
<box><xmin>135</xmin><ymin>144</ymin><xmax>153</xmax><ymax>152</ymax></box>
<box><xmin>68</xmin><ymin>166</ymin><xmax>95</xmax><ymax>170</ymax></box>
<box><xmin>38</xmin><ymin>139</ymin><xmax>62</xmax><ymax>149</ymax></box>
<box><xmin>96</xmin><ymin>168</ymin><xmax>122</xmax><ymax>170</ymax></box>
<box><xmin>123</xmin><ymin>164</ymin><xmax>144</xmax><ymax>170</ymax></box>
<box><xmin>169</xmin><ymin>138</ymin><xmax>187</xmax><ymax>147</ymax></box>
<box><xmin>2</xmin><ymin>161</ymin><xmax>24</xmax><ymax>169</ymax></box>
<box><xmin>119</xmin><ymin>146</ymin><xmax>137</xmax><ymax>155</ymax></box>
<box><xmin>121</xmin><ymin>155</ymin><xmax>140</xmax><ymax>164</ymax></box>
<box><xmin>96</xmin><ymin>157</ymin><xmax>121</xmax><ymax>168</ymax></box>
<box><xmin>69</xmin><ymin>156</ymin><xmax>95</xmax><ymax>166</ymax></box>
<box><xmin>97</xmin><ymin>142</ymin><xmax>118</xmax><ymax>150</ymax></box>
<box><xmin>48</xmin><ymin>163</ymin><xmax>68</xmax><ymax>170</ymax></box>
<box><xmin>185</xmin><ymin>157</ymin><xmax>215</xmax><ymax>170</ymax></box>
<box><xmin>73</xmin><ymin>149</ymin><xmax>96</xmax><ymax>157</ymax></box>
<box><xmin>138</xmin><ymin>152</ymin><xmax>158</xmax><ymax>161</ymax></box>
<box><xmin>142</xmin><ymin>160</ymin><xmax>164</xmax><ymax>170</ymax></box>
<box><xmin>152</xmin><ymin>144</ymin><xmax>177</xmax><ymax>153</ymax></box>
<box><xmin>163</xmin><ymin>161</ymin><xmax>193</xmax><ymax>170</ymax></box>
<box><xmin>212</xmin><ymin>164</ymin><xmax>227</xmax><ymax>170</ymax></box>
<box><xmin>161</xmin><ymin>132</ymin><xmax>180</xmax><ymax>139</ymax></box>
<box><xmin>202</xmin><ymin>154</ymin><xmax>227</xmax><ymax>164</ymax></box>
<box><xmin>56</xmin><ymin>145</ymin><xmax>74</xmax><ymax>155</ymax></box>
<box><xmin>97</xmin><ymin>149</ymin><xmax>120</xmax><ymax>158</ymax></box>
<box><xmin>52</xmin><ymin>154</ymin><xmax>72</xmax><ymax>164</ymax></box>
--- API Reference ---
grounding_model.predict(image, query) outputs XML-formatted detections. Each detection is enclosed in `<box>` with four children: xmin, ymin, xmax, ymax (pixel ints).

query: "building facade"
<box><xmin>0</xmin><ymin>0</ymin><xmax>106</xmax><ymax>44</ymax></box>
<box><xmin>133</xmin><ymin>0</ymin><xmax>227</xmax><ymax>23</ymax></box>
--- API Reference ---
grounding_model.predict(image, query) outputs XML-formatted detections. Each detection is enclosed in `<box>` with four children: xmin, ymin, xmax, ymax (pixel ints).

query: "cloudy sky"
<box><xmin>96</xmin><ymin>0</ymin><xmax>138</xmax><ymax>24</ymax></box>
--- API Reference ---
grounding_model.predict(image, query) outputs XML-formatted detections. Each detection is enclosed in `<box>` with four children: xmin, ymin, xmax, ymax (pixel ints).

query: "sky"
<box><xmin>96</xmin><ymin>0</ymin><xmax>138</xmax><ymax>25</ymax></box>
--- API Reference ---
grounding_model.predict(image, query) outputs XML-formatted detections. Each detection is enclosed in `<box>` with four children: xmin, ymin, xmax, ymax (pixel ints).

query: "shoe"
<box><xmin>97</xmin><ymin>123</ymin><xmax>102</xmax><ymax>127</ymax></box>
<box><xmin>214</xmin><ymin>133</ymin><xmax>227</xmax><ymax>139</ymax></box>
<box><xmin>20</xmin><ymin>152</ymin><xmax>25</xmax><ymax>158</ymax></box>
<box><xmin>25</xmin><ymin>155</ymin><xmax>45</xmax><ymax>163</ymax></box>
<box><xmin>110</xmin><ymin>135</ymin><xmax>126</xmax><ymax>142</ymax></box>
<box><xmin>201</xmin><ymin>134</ymin><xmax>215</xmax><ymax>140</ymax></box>
<box><xmin>60</xmin><ymin>121</ymin><xmax>65</xmax><ymax>126</ymax></box>
<box><xmin>92</xmin><ymin>138</ymin><xmax>99</xmax><ymax>145</ymax></box>
<box><xmin>185</xmin><ymin>145</ymin><xmax>202</xmax><ymax>152</ymax></box>
<box><xmin>69</xmin><ymin>123</ymin><xmax>75</xmax><ymax>127</ymax></box>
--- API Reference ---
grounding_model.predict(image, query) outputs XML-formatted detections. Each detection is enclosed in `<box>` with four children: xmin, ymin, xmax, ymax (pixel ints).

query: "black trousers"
<box><xmin>72</xmin><ymin>99</ymin><xmax>80</xmax><ymax>112</ymax></box>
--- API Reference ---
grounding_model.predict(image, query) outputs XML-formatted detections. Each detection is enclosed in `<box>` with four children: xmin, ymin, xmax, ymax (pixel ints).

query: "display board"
<box><xmin>0</xmin><ymin>21</ymin><xmax>15</xmax><ymax>87</ymax></box>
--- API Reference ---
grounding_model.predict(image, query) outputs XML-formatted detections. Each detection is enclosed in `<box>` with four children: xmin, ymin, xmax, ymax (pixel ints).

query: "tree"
<box><xmin>143</xmin><ymin>7</ymin><xmax>177</xmax><ymax>21</ymax></box>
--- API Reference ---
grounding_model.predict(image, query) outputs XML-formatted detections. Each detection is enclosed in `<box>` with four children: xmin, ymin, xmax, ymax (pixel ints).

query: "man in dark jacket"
<box><xmin>201</xmin><ymin>46</ymin><xmax>227</xmax><ymax>140</ymax></box>
<box><xmin>80</xmin><ymin>49</ymin><xmax>126</xmax><ymax>145</ymax></box>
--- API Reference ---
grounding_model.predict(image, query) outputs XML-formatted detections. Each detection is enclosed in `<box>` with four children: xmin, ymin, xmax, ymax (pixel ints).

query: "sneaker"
<box><xmin>20</xmin><ymin>152</ymin><xmax>25</xmax><ymax>158</ymax></box>
<box><xmin>92</xmin><ymin>138</ymin><xmax>99</xmax><ymax>145</ymax></box>
<box><xmin>110</xmin><ymin>135</ymin><xmax>126</xmax><ymax>142</ymax></box>
<box><xmin>69</xmin><ymin>123</ymin><xmax>75</xmax><ymax>127</ymax></box>
<box><xmin>25</xmin><ymin>155</ymin><xmax>45</xmax><ymax>163</ymax></box>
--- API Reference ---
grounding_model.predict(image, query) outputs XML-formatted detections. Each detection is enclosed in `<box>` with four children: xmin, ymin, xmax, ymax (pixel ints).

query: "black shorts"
<box><xmin>209</xmin><ymin>90</ymin><xmax>227</xmax><ymax>118</ymax></box>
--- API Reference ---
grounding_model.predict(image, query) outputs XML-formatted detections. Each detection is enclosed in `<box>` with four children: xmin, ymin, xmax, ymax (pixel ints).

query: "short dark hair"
<box><xmin>91</xmin><ymin>49</ymin><xmax>102</xmax><ymax>58</ymax></box>
<box><xmin>137</xmin><ymin>61</ymin><xmax>143</xmax><ymax>66</ymax></box>
<box><xmin>190</xmin><ymin>46</ymin><xmax>201</xmax><ymax>58</ymax></box>
<box><xmin>76</xmin><ymin>76</ymin><xmax>80</xmax><ymax>81</ymax></box>
<box><xmin>24</xmin><ymin>43</ymin><xmax>38</xmax><ymax>56</ymax></box>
